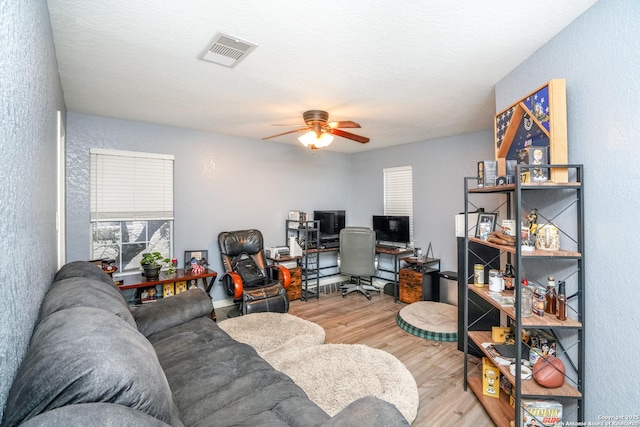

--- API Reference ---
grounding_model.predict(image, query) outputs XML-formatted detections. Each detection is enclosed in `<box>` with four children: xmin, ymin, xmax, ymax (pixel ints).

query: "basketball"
<box><xmin>533</xmin><ymin>355</ymin><xmax>566</xmax><ymax>388</ymax></box>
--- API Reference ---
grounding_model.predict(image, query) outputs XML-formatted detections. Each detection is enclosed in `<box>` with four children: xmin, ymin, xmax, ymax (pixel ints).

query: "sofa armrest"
<box><xmin>267</xmin><ymin>264</ymin><xmax>291</xmax><ymax>289</ymax></box>
<box><xmin>133</xmin><ymin>288</ymin><xmax>214</xmax><ymax>337</ymax></box>
<box><xmin>320</xmin><ymin>396</ymin><xmax>410</xmax><ymax>427</ymax></box>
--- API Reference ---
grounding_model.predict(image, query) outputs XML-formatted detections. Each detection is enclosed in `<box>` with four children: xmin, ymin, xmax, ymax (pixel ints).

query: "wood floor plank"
<box><xmin>286</xmin><ymin>291</ymin><xmax>495</xmax><ymax>426</ymax></box>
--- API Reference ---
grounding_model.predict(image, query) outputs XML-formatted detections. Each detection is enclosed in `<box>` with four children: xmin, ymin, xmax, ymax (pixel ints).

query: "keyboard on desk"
<box><xmin>322</xmin><ymin>241</ymin><xmax>340</xmax><ymax>249</ymax></box>
<box><xmin>376</xmin><ymin>244</ymin><xmax>408</xmax><ymax>252</ymax></box>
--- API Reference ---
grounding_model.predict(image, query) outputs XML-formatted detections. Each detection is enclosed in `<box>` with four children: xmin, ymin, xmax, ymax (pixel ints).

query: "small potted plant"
<box><xmin>140</xmin><ymin>252</ymin><xmax>173</xmax><ymax>279</ymax></box>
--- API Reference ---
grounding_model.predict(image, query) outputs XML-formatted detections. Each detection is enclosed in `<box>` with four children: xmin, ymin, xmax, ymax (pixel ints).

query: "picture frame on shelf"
<box><xmin>184</xmin><ymin>250</ymin><xmax>209</xmax><ymax>271</ymax></box>
<box><xmin>475</xmin><ymin>213</ymin><xmax>497</xmax><ymax>240</ymax></box>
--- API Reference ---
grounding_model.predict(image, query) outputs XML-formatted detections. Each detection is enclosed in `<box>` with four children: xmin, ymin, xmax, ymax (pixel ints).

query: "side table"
<box><xmin>118</xmin><ymin>268</ymin><xmax>218</xmax><ymax>319</ymax></box>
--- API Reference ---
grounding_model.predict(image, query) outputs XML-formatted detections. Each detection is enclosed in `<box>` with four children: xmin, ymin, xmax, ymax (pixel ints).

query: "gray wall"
<box><xmin>0</xmin><ymin>0</ymin><xmax>65</xmax><ymax>419</ymax></box>
<box><xmin>495</xmin><ymin>0</ymin><xmax>639</xmax><ymax>416</ymax></box>
<box><xmin>351</xmin><ymin>131</ymin><xmax>497</xmax><ymax>276</ymax></box>
<box><xmin>65</xmin><ymin>113</ymin><xmax>353</xmax><ymax>302</ymax></box>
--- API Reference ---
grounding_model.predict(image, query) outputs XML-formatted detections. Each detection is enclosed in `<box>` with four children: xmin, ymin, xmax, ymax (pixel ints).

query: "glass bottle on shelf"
<box><xmin>521</xmin><ymin>280</ymin><xmax>533</xmax><ymax>317</ymax></box>
<box><xmin>545</xmin><ymin>276</ymin><xmax>557</xmax><ymax>314</ymax></box>
<box><xmin>503</xmin><ymin>263</ymin><xmax>515</xmax><ymax>291</ymax></box>
<box><xmin>556</xmin><ymin>281</ymin><xmax>567</xmax><ymax>321</ymax></box>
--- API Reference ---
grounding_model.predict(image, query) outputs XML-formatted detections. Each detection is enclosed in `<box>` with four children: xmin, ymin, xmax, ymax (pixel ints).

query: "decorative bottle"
<box><xmin>556</xmin><ymin>281</ymin><xmax>567</xmax><ymax>321</ymax></box>
<box><xmin>503</xmin><ymin>264</ymin><xmax>515</xmax><ymax>291</ymax></box>
<box><xmin>545</xmin><ymin>276</ymin><xmax>557</xmax><ymax>315</ymax></box>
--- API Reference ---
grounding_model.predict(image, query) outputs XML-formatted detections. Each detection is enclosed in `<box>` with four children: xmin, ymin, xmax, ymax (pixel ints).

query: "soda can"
<box><xmin>473</xmin><ymin>264</ymin><xmax>485</xmax><ymax>287</ymax></box>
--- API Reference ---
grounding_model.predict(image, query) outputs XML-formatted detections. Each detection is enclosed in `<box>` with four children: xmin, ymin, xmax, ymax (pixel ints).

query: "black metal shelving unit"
<box><xmin>286</xmin><ymin>219</ymin><xmax>320</xmax><ymax>301</ymax></box>
<box><xmin>462</xmin><ymin>164</ymin><xmax>585</xmax><ymax>426</ymax></box>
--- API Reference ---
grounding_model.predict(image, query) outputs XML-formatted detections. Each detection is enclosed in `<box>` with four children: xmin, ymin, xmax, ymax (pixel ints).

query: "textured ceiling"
<box><xmin>47</xmin><ymin>0</ymin><xmax>598</xmax><ymax>153</ymax></box>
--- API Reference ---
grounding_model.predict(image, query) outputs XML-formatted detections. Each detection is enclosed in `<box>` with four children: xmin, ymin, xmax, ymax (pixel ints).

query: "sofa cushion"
<box><xmin>133</xmin><ymin>288</ymin><xmax>213</xmax><ymax>337</ymax></box>
<box><xmin>147</xmin><ymin>316</ymin><xmax>330</xmax><ymax>427</ymax></box>
<box><xmin>53</xmin><ymin>260</ymin><xmax>117</xmax><ymax>288</ymax></box>
<box><xmin>319</xmin><ymin>396</ymin><xmax>411</xmax><ymax>427</ymax></box>
<box><xmin>3</xmin><ymin>307</ymin><xmax>175</xmax><ymax>427</ymax></box>
<box><xmin>37</xmin><ymin>276</ymin><xmax>136</xmax><ymax>328</ymax></box>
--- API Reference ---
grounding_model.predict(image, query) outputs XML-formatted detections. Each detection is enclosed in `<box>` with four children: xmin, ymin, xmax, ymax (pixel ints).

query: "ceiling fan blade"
<box><xmin>330</xmin><ymin>128</ymin><xmax>370</xmax><ymax>144</ymax></box>
<box><xmin>328</xmin><ymin>120</ymin><xmax>361</xmax><ymax>129</ymax></box>
<box><xmin>262</xmin><ymin>127</ymin><xmax>309</xmax><ymax>140</ymax></box>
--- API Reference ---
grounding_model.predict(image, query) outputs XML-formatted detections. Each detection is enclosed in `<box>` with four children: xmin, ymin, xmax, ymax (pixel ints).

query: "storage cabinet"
<box><xmin>283</xmin><ymin>265</ymin><xmax>302</xmax><ymax>301</ymax></box>
<box><xmin>399</xmin><ymin>267</ymin><xmax>440</xmax><ymax>303</ymax></box>
<box><xmin>462</xmin><ymin>164</ymin><xmax>584</xmax><ymax>426</ymax></box>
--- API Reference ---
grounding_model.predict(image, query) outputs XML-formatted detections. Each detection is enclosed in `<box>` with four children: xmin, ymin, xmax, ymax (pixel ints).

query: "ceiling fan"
<box><xmin>262</xmin><ymin>110</ymin><xmax>370</xmax><ymax>149</ymax></box>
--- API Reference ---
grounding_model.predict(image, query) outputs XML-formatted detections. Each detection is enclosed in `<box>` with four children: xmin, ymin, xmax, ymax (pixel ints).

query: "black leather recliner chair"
<box><xmin>218</xmin><ymin>229</ymin><xmax>291</xmax><ymax>316</ymax></box>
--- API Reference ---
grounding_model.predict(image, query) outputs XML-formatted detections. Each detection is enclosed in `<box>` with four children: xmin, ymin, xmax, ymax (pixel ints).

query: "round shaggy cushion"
<box><xmin>267</xmin><ymin>343</ymin><xmax>419</xmax><ymax>423</ymax></box>
<box><xmin>218</xmin><ymin>312</ymin><xmax>326</xmax><ymax>357</ymax></box>
<box><xmin>397</xmin><ymin>301</ymin><xmax>458</xmax><ymax>341</ymax></box>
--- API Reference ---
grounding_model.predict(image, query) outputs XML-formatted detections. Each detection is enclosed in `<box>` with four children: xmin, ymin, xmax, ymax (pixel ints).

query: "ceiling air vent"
<box><xmin>200</xmin><ymin>32</ymin><xmax>257</xmax><ymax>68</ymax></box>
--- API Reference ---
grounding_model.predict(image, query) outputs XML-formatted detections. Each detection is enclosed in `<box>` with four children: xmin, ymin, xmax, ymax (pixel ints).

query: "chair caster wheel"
<box><xmin>342</xmin><ymin>293</ymin><xmax>346</xmax><ymax>298</ymax></box>
<box><xmin>366</xmin><ymin>295</ymin><xmax>372</xmax><ymax>300</ymax></box>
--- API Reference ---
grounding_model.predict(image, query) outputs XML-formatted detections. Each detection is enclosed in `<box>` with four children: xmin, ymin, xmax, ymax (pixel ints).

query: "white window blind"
<box><xmin>90</xmin><ymin>149</ymin><xmax>174</xmax><ymax>221</ymax></box>
<box><xmin>384</xmin><ymin>166</ymin><xmax>413</xmax><ymax>241</ymax></box>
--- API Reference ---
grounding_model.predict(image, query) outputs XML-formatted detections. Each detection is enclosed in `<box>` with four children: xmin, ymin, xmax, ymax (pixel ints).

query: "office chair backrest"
<box><xmin>218</xmin><ymin>229</ymin><xmax>268</xmax><ymax>275</ymax></box>
<box><xmin>339</xmin><ymin>227</ymin><xmax>377</xmax><ymax>276</ymax></box>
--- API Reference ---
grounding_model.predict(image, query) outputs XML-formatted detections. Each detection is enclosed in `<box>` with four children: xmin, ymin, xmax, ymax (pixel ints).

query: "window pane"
<box><xmin>92</xmin><ymin>244</ymin><xmax>119</xmax><ymax>262</ymax></box>
<box><xmin>91</xmin><ymin>222</ymin><xmax>120</xmax><ymax>259</ymax></box>
<box><xmin>122</xmin><ymin>221</ymin><xmax>146</xmax><ymax>243</ymax></box>
<box><xmin>122</xmin><ymin>242</ymin><xmax>147</xmax><ymax>271</ymax></box>
<box><xmin>92</xmin><ymin>220</ymin><xmax>172</xmax><ymax>272</ymax></box>
<box><xmin>148</xmin><ymin>220</ymin><xmax>171</xmax><ymax>256</ymax></box>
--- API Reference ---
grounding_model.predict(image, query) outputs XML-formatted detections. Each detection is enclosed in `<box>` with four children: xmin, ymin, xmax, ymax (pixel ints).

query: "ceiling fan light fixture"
<box><xmin>298</xmin><ymin>131</ymin><xmax>334</xmax><ymax>149</ymax></box>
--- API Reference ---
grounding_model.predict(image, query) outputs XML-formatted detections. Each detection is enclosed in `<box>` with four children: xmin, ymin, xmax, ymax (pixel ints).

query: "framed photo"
<box><xmin>184</xmin><ymin>250</ymin><xmax>208</xmax><ymax>269</ymax></box>
<box><xmin>475</xmin><ymin>213</ymin><xmax>498</xmax><ymax>240</ymax></box>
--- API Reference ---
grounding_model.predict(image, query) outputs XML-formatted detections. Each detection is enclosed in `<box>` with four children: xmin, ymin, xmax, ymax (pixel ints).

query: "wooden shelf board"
<box><xmin>469</xmin><ymin>285</ymin><xmax>582</xmax><ymax>328</ymax></box>
<box><xmin>468</xmin><ymin>237</ymin><xmax>581</xmax><ymax>258</ymax></box>
<box><xmin>468</xmin><ymin>375</ymin><xmax>514</xmax><ymax>427</ymax></box>
<box><xmin>469</xmin><ymin>331</ymin><xmax>582</xmax><ymax>398</ymax></box>
<box><xmin>469</xmin><ymin>181</ymin><xmax>581</xmax><ymax>194</ymax></box>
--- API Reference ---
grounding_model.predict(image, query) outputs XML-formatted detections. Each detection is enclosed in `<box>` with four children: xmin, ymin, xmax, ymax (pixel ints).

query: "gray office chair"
<box><xmin>339</xmin><ymin>227</ymin><xmax>379</xmax><ymax>300</ymax></box>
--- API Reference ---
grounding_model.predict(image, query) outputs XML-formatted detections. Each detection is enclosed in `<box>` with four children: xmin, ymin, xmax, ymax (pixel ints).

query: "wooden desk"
<box><xmin>118</xmin><ymin>268</ymin><xmax>218</xmax><ymax>293</ymax></box>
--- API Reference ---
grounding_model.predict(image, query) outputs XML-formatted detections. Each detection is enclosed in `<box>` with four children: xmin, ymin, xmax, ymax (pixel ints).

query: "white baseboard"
<box><xmin>213</xmin><ymin>298</ymin><xmax>235</xmax><ymax>309</ymax></box>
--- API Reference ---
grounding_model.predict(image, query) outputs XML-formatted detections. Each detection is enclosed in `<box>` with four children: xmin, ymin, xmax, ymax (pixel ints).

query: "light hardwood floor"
<box><xmin>219</xmin><ymin>290</ymin><xmax>495</xmax><ymax>426</ymax></box>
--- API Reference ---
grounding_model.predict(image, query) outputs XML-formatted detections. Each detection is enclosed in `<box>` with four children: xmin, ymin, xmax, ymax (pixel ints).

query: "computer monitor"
<box><xmin>372</xmin><ymin>215</ymin><xmax>410</xmax><ymax>244</ymax></box>
<box><xmin>313</xmin><ymin>210</ymin><xmax>346</xmax><ymax>242</ymax></box>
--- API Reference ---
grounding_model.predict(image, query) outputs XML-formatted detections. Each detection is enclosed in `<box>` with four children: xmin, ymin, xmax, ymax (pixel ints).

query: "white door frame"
<box><xmin>57</xmin><ymin>111</ymin><xmax>66</xmax><ymax>269</ymax></box>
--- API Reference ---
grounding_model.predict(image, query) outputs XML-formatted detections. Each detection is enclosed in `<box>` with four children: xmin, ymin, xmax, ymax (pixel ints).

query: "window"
<box><xmin>90</xmin><ymin>149</ymin><xmax>174</xmax><ymax>272</ymax></box>
<box><xmin>383</xmin><ymin>166</ymin><xmax>413</xmax><ymax>242</ymax></box>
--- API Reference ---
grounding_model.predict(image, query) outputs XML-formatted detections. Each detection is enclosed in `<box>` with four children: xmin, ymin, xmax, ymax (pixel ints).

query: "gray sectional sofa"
<box><xmin>2</xmin><ymin>261</ymin><xmax>409</xmax><ymax>426</ymax></box>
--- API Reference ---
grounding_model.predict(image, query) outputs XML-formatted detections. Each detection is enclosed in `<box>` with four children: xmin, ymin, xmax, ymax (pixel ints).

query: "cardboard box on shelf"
<box><xmin>455</xmin><ymin>213</ymin><xmax>480</xmax><ymax>237</ymax></box>
<box><xmin>521</xmin><ymin>399</ymin><xmax>562</xmax><ymax>427</ymax></box>
<box><xmin>517</xmin><ymin>146</ymin><xmax>549</xmax><ymax>183</ymax></box>
<box><xmin>492</xmin><ymin>326</ymin><xmax>511</xmax><ymax>343</ymax></box>
<box><xmin>529</xmin><ymin>329</ymin><xmax>557</xmax><ymax>365</ymax></box>
<box><xmin>477</xmin><ymin>160</ymin><xmax>497</xmax><ymax>187</ymax></box>
<box><xmin>482</xmin><ymin>357</ymin><xmax>500</xmax><ymax>399</ymax></box>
